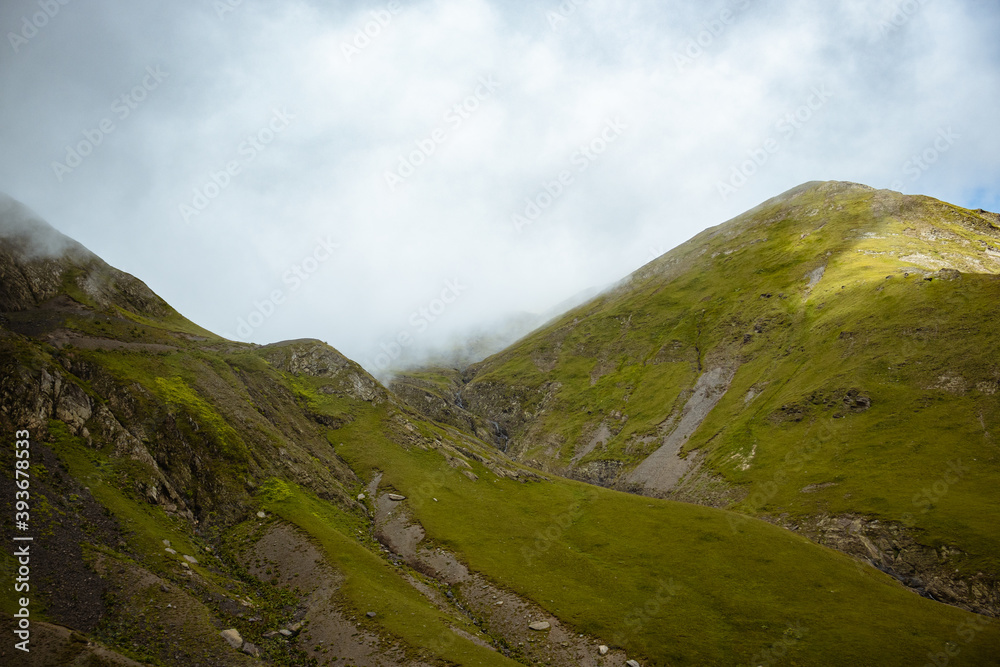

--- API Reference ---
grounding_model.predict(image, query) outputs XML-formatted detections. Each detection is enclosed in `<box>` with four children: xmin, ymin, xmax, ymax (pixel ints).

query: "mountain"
<box><xmin>381</xmin><ymin>284</ymin><xmax>608</xmax><ymax>378</ymax></box>
<box><xmin>1</xmin><ymin>187</ymin><xmax>999</xmax><ymax>666</ymax></box>
<box><xmin>398</xmin><ymin>181</ymin><xmax>1000</xmax><ymax>618</ymax></box>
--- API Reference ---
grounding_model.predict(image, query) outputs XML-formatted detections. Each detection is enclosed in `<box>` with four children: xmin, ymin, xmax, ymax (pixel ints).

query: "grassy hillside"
<box><xmin>457</xmin><ymin>181</ymin><xmax>1000</xmax><ymax>613</ymax></box>
<box><xmin>2</xmin><ymin>184</ymin><xmax>998</xmax><ymax>665</ymax></box>
<box><xmin>334</xmin><ymin>406</ymin><xmax>1000</xmax><ymax>665</ymax></box>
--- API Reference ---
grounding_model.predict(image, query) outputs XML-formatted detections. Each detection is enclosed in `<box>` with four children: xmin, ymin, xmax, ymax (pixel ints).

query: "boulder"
<box><xmin>528</xmin><ymin>621</ymin><xmax>550</xmax><ymax>631</ymax></box>
<box><xmin>220</xmin><ymin>628</ymin><xmax>242</xmax><ymax>649</ymax></box>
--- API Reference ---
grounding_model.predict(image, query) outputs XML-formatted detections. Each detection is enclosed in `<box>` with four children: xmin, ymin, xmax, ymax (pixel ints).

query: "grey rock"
<box><xmin>528</xmin><ymin>621</ymin><xmax>550</xmax><ymax>631</ymax></box>
<box><xmin>387</xmin><ymin>494</ymin><xmax>406</xmax><ymax>501</ymax></box>
<box><xmin>220</xmin><ymin>628</ymin><xmax>243</xmax><ymax>649</ymax></box>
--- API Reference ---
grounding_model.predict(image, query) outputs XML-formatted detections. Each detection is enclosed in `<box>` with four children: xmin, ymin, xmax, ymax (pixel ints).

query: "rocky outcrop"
<box><xmin>460</xmin><ymin>378</ymin><xmax>561</xmax><ymax>458</ymax></box>
<box><xmin>0</xmin><ymin>212</ymin><xmax>172</xmax><ymax>319</ymax></box>
<box><xmin>258</xmin><ymin>338</ymin><xmax>387</xmax><ymax>405</ymax></box>
<box><xmin>388</xmin><ymin>373</ymin><xmax>504</xmax><ymax>447</ymax></box>
<box><xmin>780</xmin><ymin>514</ymin><xmax>999</xmax><ymax>617</ymax></box>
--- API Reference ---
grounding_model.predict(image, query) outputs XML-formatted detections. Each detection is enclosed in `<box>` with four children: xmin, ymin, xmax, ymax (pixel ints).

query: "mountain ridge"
<box><xmin>2</xmin><ymin>185</ymin><xmax>999</xmax><ymax>666</ymax></box>
<box><xmin>396</xmin><ymin>180</ymin><xmax>1000</xmax><ymax>617</ymax></box>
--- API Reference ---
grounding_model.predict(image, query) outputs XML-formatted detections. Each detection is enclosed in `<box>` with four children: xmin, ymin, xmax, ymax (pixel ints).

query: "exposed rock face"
<box><xmin>1</xmin><ymin>337</ymin><xmax>361</xmax><ymax>528</ymax></box>
<box><xmin>781</xmin><ymin>514</ymin><xmax>999</xmax><ymax>616</ymax></box>
<box><xmin>0</xmin><ymin>197</ymin><xmax>172</xmax><ymax>318</ymax></box>
<box><xmin>388</xmin><ymin>373</ymin><xmax>503</xmax><ymax>446</ymax></box>
<box><xmin>258</xmin><ymin>339</ymin><xmax>387</xmax><ymax>405</ymax></box>
<box><xmin>627</xmin><ymin>366</ymin><xmax>737</xmax><ymax>494</ymax></box>
<box><xmin>0</xmin><ymin>357</ymin><xmax>190</xmax><ymax>512</ymax></box>
<box><xmin>459</xmin><ymin>378</ymin><xmax>562</xmax><ymax>458</ymax></box>
<box><xmin>570</xmin><ymin>459</ymin><xmax>624</xmax><ymax>487</ymax></box>
<box><xmin>975</xmin><ymin>208</ymin><xmax>1000</xmax><ymax>228</ymax></box>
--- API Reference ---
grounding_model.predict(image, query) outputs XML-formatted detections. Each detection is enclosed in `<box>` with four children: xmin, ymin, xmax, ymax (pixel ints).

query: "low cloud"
<box><xmin>0</xmin><ymin>0</ymin><xmax>997</xmax><ymax>373</ymax></box>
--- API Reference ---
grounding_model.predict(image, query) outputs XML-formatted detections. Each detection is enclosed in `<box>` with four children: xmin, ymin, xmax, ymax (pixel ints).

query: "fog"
<box><xmin>1</xmin><ymin>0</ymin><xmax>997</xmax><ymax>374</ymax></box>
<box><xmin>0</xmin><ymin>194</ymin><xmax>86</xmax><ymax>259</ymax></box>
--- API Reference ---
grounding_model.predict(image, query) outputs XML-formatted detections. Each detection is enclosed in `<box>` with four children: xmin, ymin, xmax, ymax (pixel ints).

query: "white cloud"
<box><xmin>0</xmin><ymin>0</ymin><xmax>997</xmax><ymax>372</ymax></box>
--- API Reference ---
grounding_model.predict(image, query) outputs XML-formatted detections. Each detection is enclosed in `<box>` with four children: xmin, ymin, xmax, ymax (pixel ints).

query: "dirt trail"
<box><xmin>369</xmin><ymin>479</ymin><xmax>634</xmax><ymax>666</ymax></box>
<box><xmin>243</xmin><ymin>522</ymin><xmax>431</xmax><ymax>667</ymax></box>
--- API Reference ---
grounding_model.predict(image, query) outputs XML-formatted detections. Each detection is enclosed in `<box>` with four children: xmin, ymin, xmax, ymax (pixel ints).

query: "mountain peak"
<box><xmin>631</xmin><ymin>181</ymin><xmax>1000</xmax><ymax>289</ymax></box>
<box><xmin>0</xmin><ymin>193</ymin><xmax>94</xmax><ymax>262</ymax></box>
<box><xmin>0</xmin><ymin>195</ymin><xmax>183</xmax><ymax>325</ymax></box>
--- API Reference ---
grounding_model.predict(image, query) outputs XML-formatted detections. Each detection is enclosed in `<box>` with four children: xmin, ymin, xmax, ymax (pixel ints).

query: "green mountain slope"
<box><xmin>439</xmin><ymin>181</ymin><xmax>1000</xmax><ymax>616</ymax></box>
<box><xmin>1</xmin><ymin>190</ymin><xmax>998</xmax><ymax>665</ymax></box>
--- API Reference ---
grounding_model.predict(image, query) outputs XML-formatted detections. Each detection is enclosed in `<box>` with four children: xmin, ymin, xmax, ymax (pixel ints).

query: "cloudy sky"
<box><xmin>1</xmin><ymin>0</ymin><xmax>998</xmax><ymax>374</ymax></box>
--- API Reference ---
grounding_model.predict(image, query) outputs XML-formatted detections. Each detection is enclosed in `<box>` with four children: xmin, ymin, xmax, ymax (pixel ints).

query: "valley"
<box><xmin>1</xmin><ymin>182</ymin><xmax>999</xmax><ymax>665</ymax></box>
